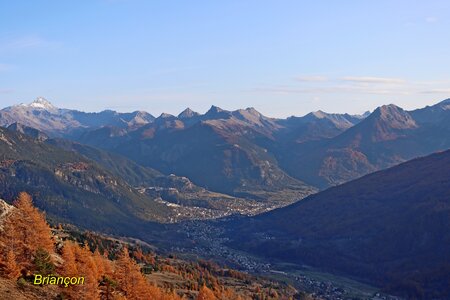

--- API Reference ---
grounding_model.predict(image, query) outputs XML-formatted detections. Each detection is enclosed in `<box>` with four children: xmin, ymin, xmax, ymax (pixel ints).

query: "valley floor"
<box><xmin>167</xmin><ymin>219</ymin><xmax>402</xmax><ymax>300</ymax></box>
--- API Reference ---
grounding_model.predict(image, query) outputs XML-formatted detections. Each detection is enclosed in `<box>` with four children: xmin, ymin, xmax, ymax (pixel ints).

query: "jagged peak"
<box><xmin>361</xmin><ymin>111</ymin><xmax>371</xmax><ymax>118</ymax></box>
<box><xmin>373</xmin><ymin>104</ymin><xmax>407</xmax><ymax>118</ymax></box>
<box><xmin>233</xmin><ymin>107</ymin><xmax>261</xmax><ymax>116</ymax></box>
<box><xmin>178</xmin><ymin>107</ymin><xmax>199</xmax><ymax>119</ymax></box>
<box><xmin>203</xmin><ymin>105</ymin><xmax>232</xmax><ymax>120</ymax></box>
<box><xmin>245</xmin><ymin>107</ymin><xmax>258</xmax><ymax>113</ymax></box>
<box><xmin>230</xmin><ymin>107</ymin><xmax>275</xmax><ymax>127</ymax></box>
<box><xmin>310</xmin><ymin>110</ymin><xmax>328</xmax><ymax>119</ymax></box>
<box><xmin>130</xmin><ymin>110</ymin><xmax>154</xmax><ymax>119</ymax></box>
<box><xmin>28</xmin><ymin>97</ymin><xmax>56</xmax><ymax>110</ymax></box>
<box><xmin>207</xmin><ymin>105</ymin><xmax>225</xmax><ymax>114</ymax></box>
<box><xmin>242</xmin><ymin>107</ymin><xmax>263</xmax><ymax>116</ymax></box>
<box><xmin>157</xmin><ymin>112</ymin><xmax>176</xmax><ymax>119</ymax></box>
<box><xmin>370</xmin><ymin>104</ymin><xmax>417</xmax><ymax>129</ymax></box>
<box><xmin>302</xmin><ymin>110</ymin><xmax>334</xmax><ymax>121</ymax></box>
<box><xmin>377</xmin><ymin>103</ymin><xmax>401</xmax><ymax>111</ymax></box>
<box><xmin>132</xmin><ymin>110</ymin><xmax>147</xmax><ymax>114</ymax></box>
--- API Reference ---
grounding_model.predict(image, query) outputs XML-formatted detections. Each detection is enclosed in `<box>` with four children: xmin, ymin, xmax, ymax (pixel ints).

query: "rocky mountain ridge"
<box><xmin>2</xmin><ymin>97</ymin><xmax>450</xmax><ymax>193</ymax></box>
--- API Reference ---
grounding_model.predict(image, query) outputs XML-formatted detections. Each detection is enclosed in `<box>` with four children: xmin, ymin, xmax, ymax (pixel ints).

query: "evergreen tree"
<box><xmin>33</xmin><ymin>247</ymin><xmax>55</xmax><ymax>276</ymax></box>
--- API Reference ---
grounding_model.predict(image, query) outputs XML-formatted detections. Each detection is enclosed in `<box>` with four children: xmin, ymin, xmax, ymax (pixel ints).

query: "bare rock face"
<box><xmin>0</xmin><ymin>199</ymin><xmax>13</xmax><ymax>229</ymax></box>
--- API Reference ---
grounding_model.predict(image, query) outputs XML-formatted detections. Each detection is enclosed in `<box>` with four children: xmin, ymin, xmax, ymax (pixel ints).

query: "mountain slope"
<box><xmin>45</xmin><ymin>138</ymin><xmax>267</xmax><ymax>216</ymax></box>
<box><xmin>1</xmin><ymin>98</ymin><xmax>371</xmax><ymax>195</ymax></box>
<box><xmin>44</xmin><ymin>138</ymin><xmax>163</xmax><ymax>186</ymax></box>
<box><xmin>0</xmin><ymin>126</ymin><xmax>174</xmax><ymax>232</ymax></box>
<box><xmin>77</xmin><ymin>106</ymin><xmax>316</xmax><ymax>204</ymax></box>
<box><xmin>5</xmin><ymin>121</ymin><xmax>298</xmax><ymax>219</ymax></box>
<box><xmin>7</xmin><ymin>122</ymin><xmax>49</xmax><ymax>141</ymax></box>
<box><xmin>276</xmin><ymin>110</ymin><xmax>367</xmax><ymax>143</ymax></box>
<box><xmin>5</xmin><ymin>97</ymin><xmax>450</xmax><ymax>194</ymax></box>
<box><xmin>410</xmin><ymin>98</ymin><xmax>450</xmax><ymax>122</ymax></box>
<box><xmin>229</xmin><ymin>149</ymin><xmax>450</xmax><ymax>298</ymax></box>
<box><xmin>285</xmin><ymin>102</ymin><xmax>450</xmax><ymax>188</ymax></box>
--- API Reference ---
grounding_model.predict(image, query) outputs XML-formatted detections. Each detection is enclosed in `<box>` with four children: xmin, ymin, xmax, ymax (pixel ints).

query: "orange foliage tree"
<box><xmin>0</xmin><ymin>192</ymin><xmax>54</xmax><ymax>277</ymax></box>
<box><xmin>114</xmin><ymin>247</ymin><xmax>181</xmax><ymax>300</ymax></box>
<box><xmin>197</xmin><ymin>285</ymin><xmax>217</xmax><ymax>300</ymax></box>
<box><xmin>59</xmin><ymin>241</ymin><xmax>102</xmax><ymax>300</ymax></box>
<box><xmin>2</xmin><ymin>250</ymin><xmax>21</xmax><ymax>279</ymax></box>
<box><xmin>0</xmin><ymin>193</ymin><xmax>236</xmax><ymax>299</ymax></box>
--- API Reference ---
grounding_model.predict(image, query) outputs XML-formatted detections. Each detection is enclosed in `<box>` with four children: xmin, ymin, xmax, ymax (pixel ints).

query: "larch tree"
<box><xmin>114</xmin><ymin>247</ymin><xmax>143</xmax><ymax>299</ymax></box>
<box><xmin>0</xmin><ymin>192</ymin><xmax>54</xmax><ymax>274</ymax></box>
<box><xmin>197</xmin><ymin>285</ymin><xmax>217</xmax><ymax>300</ymax></box>
<box><xmin>93</xmin><ymin>248</ymin><xmax>108</xmax><ymax>280</ymax></box>
<box><xmin>14</xmin><ymin>192</ymin><xmax>54</xmax><ymax>252</ymax></box>
<box><xmin>75</xmin><ymin>243</ymin><xmax>101</xmax><ymax>300</ymax></box>
<box><xmin>2</xmin><ymin>250</ymin><xmax>21</xmax><ymax>279</ymax></box>
<box><xmin>114</xmin><ymin>247</ymin><xmax>181</xmax><ymax>300</ymax></box>
<box><xmin>60</xmin><ymin>241</ymin><xmax>79</xmax><ymax>277</ymax></box>
<box><xmin>61</xmin><ymin>241</ymin><xmax>100</xmax><ymax>300</ymax></box>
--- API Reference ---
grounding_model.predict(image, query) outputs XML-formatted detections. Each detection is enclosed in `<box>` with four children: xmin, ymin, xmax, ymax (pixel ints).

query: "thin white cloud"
<box><xmin>252</xmin><ymin>85</ymin><xmax>411</xmax><ymax>95</ymax></box>
<box><xmin>0</xmin><ymin>35</ymin><xmax>58</xmax><ymax>52</ymax></box>
<box><xmin>7</xmin><ymin>36</ymin><xmax>46</xmax><ymax>49</ymax></box>
<box><xmin>0</xmin><ymin>89</ymin><xmax>14</xmax><ymax>94</ymax></box>
<box><xmin>341</xmin><ymin>76</ymin><xmax>406</xmax><ymax>84</ymax></box>
<box><xmin>420</xmin><ymin>89</ymin><xmax>450</xmax><ymax>94</ymax></box>
<box><xmin>295</xmin><ymin>75</ymin><xmax>328</xmax><ymax>82</ymax></box>
<box><xmin>253</xmin><ymin>75</ymin><xmax>450</xmax><ymax>98</ymax></box>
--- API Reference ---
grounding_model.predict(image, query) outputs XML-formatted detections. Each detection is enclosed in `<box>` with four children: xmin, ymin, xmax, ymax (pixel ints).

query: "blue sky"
<box><xmin>1</xmin><ymin>1</ymin><xmax>450</xmax><ymax>117</ymax></box>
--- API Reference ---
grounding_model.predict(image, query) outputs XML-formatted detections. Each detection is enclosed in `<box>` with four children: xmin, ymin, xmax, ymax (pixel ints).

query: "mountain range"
<box><xmin>1</xmin><ymin>99</ymin><xmax>319</xmax><ymax>204</ymax></box>
<box><xmin>0</xmin><ymin>97</ymin><xmax>155</xmax><ymax>138</ymax></box>
<box><xmin>0</xmin><ymin>123</ymin><xmax>274</xmax><ymax>236</ymax></box>
<box><xmin>1</xmin><ymin>97</ymin><xmax>450</xmax><ymax>298</ymax></box>
<box><xmin>282</xmin><ymin>101</ymin><xmax>450</xmax><ymax>187</ymax></box>
<box><xmin>2</xmin><ymin>97</ymin><xmax>450</xmax><ymax>193</ymax></box>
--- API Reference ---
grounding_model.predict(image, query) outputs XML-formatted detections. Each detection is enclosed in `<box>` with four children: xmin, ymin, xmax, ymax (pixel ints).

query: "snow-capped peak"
<box><xmin>28</xmin><ymin>97</ymin><xmax>56</xmax><ymax>110</ymax></box>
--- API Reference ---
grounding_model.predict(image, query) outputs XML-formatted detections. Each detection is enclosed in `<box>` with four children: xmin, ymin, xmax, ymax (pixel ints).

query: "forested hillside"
<box><xmin>0</xmin><ymin>194</ymin><xmax>302</xmax><ymax>299</ymax></box>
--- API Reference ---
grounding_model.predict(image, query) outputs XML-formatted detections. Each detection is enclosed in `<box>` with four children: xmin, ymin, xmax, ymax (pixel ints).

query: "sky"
<box><xmin>1</xmin><ymin>0</ymin><xmax>450</xmax><ymax>118</ymax></box>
